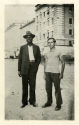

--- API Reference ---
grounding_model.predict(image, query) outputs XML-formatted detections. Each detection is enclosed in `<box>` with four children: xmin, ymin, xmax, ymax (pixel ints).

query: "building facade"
<box><xmin>5</xmin><ymin>23</ymin><xmax>21</xmax><ymax>58</ymax></box>
<box><xmin>19</xmin><ymin>4</ymin><xmax>74</xmax><ymax>53</ymax></box>
<box><xmin>35</xmin><ymin>4</ymin><xmax>74</xmax><ymax>48</ymax></box>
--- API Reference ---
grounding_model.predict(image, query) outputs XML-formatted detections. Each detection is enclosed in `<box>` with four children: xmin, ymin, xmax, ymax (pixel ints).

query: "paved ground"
<box><xmin>5</xmin><ymin>59</ymin><xmax>74</xmax><ymax>120</ymax></box>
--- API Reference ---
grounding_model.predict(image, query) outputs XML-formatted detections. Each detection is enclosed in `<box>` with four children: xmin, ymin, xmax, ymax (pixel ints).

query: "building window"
<box><xmin>69</xmin><ymin>29</ymin><xmax>72</xmax><ymax>35</ymax></box>
<box><xmin>43</xmin><ymin>34</ymin><xmax>45</xmax><ymax>39</ymax></box>
<box><xmin>40</xmin><ymin>12</ymin><xmax>42</xmax><ymax>18</ymax></box>
<box><xmin>52</xmin><ymin>18</ymin><xmax>54</xmax><ymax>24</ymax></box>
<box><xmin>69</xmin><ymin>18</ymin><xmax>72</xmax><ymax>24</ymax></box>
<box><xmin>43</xmin><ymin>22</ymin><xmax>45</xmax><ymax>27</ymax></box>
<box><xmin>47</xmin><ymin>31</ymin><xmax>49</xmax><ymax>38</ymax></box>
<box><xmin>52</xmin><ymin>8</ymin><xmax>54</xmax><ymax>12</ymax></box>
<box><xmin>37</xmin><ymin>16</ymin><xmax>38</xmax><ymax>22</ymax></box>
<box><xmin>47</xmin><ymin>8</ymin><xmax>49</xmax><ymax>15</ymax></box>
<box><xmin>47</xmin><ymin>18</ymin><xmax>49</xmax><ymax>26</ymax></box>
<box><xmin>43</xmin><ymin>12</ymin><xmax>45</xmax><ymax>17</ymax></box>
<box><xmin>69</xmin><ymin>6</ymin><xmax>72</xmax><ymax>12</ymax></box>
<box><xmin>52</xmin><ymin>31</ymin><xmax>53</xmax><ymax>37</ymax></box>
<box><xmin>69</xmin><ymin>41</ymin><xmax>72</xmax><ymax>46</ymax></box>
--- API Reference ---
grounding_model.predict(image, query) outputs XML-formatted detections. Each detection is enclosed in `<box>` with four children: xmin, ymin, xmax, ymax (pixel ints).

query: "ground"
<box><xmin>5</xmin><ymin>59</ymin><xmax>74</xmax><ymax>120</ymax></box>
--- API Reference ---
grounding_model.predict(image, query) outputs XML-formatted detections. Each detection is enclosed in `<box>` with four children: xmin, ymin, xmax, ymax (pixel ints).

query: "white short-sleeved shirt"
<box><xmin>44</xmin><ymin>47</ymin><xmax>62</xmax><ymax>73</ymax></box>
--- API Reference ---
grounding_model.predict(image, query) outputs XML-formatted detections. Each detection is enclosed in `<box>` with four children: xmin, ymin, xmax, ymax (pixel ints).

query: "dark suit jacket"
<box><xmin>18</xmin><ymin>43</ymin><xmax>41</xmax><ymax>75</ymax></box>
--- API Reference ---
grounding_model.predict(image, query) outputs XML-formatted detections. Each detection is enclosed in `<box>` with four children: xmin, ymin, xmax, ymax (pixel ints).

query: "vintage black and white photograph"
<box><xmin>5</xmin><ymin>4</ymin><xmax>74</xmax><ymax>120</ymax></box>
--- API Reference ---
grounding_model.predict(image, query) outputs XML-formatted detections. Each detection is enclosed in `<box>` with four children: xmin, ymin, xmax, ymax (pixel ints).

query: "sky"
<box><xmin>5</xmin><ymin>4</ymin><xmax>36</xmax><ymax>51</ymax></box>
<box><xmin>5</xmin><ymin>4</ymin><xmax>36</xmax><ymax>29</ymax></box>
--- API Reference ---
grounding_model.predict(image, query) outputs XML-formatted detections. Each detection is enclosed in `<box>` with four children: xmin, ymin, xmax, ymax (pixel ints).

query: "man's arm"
<box><xmin>18</xmin><ymin>46</ymin><xmax>22</xmax><ymax>77</ymax></box>
<box><xmin>36</xmin><ymin>46</ymin><xmax>41</xmax><ymax>66</ymax></box>
<box><xmin>59</xmin><ymin>55</ymin><xmax>65</xmax><ymax>79</ymax></box>
<box><xmin>42</xmin><ymin>54</ymin><xmax>48</xmax><ymax>79</ymax></box>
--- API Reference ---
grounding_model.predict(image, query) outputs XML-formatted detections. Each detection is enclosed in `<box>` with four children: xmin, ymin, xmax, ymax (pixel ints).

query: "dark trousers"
<box><xmin>22</xmin><ymin>62</ymin><xmax>37</xmax><ymax>105</ymax></box>
<box><xmin>45</xmin><ymin>72</ymin><xmax>63</xmax><ymax>106</ymax></box>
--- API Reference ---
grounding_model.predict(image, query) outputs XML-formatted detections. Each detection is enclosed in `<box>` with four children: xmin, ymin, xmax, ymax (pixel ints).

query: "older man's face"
<box><xmin>26</xmin><ymin>36</ymin><xmax>33</xmax><ymax>45</ymax></box>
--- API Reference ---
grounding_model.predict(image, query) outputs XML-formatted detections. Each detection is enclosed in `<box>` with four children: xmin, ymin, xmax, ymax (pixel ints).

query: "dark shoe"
<box><xmin>42</xmin><ymin>102</ymin><xmax>52</xmax><ymax>108</ymax></box>
<box><xmin>21</xmin><ymin>103</ymin><xmax>28</xmax><ymax>108</ymax></box>
<box><xmin>32</xmin><ymin>103</ymin><xmax>38</xmax><ymax>107</ymax></box>
<box><xmin>55</xmin><ymin>105</ymin><xmax>61</xmax><ymax>111</ymax></box>
<box><xmin>30</xmin><ymin>102</ymin><xmax>37</xmax><ymax>107</ymax></box>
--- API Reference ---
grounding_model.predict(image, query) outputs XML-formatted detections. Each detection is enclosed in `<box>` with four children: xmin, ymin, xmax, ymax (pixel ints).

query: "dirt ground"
<box><xmin>5</xmin><ymin>59</ymin><xmax>74</xmax><ymax>120</ymax></box>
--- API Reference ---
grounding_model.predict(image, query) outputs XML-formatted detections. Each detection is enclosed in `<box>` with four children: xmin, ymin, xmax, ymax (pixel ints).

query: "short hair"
<box><xmin>47</xmin><ymin>38</ymin><xmax>56</xmax><ymax>43</ymax></box>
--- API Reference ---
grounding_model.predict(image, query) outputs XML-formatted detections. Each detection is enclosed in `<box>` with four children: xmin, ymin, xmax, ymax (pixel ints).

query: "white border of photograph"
<box><xmin>0</xmin><ymin>0</ymin><xmax>79</xmax><ymax>125</ymax></box>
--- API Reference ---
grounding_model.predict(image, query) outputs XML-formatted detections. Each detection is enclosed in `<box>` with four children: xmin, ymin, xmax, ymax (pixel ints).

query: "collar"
<box><xmin>27</xmin><ymin>43</ymin><xmax>33</xmax><ymax>46</ymax></box>
<box><xmin>50</xmin><ymin>47</ymin><xmax>56</xmax><ymax>52</ymax></box>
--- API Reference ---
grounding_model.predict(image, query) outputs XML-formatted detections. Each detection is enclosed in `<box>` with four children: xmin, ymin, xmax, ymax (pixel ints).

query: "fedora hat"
<box><xmin>23</xmin><ymin>31</ymin><xmax>35</xmax><ymax>39</ymax></box>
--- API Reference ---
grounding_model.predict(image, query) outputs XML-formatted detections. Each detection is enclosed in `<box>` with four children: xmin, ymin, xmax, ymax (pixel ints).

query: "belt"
<box><xmin>29</xmin><ymin>60</ymin><xmax>35</xmax><ymax>63</ymax></box>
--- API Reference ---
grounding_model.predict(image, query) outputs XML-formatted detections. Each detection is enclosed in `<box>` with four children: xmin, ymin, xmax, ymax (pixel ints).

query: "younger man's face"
<box><xmin>48</xmin><ymin>39</ymin><xmax>55</xmax><ymax>49</ymax></box>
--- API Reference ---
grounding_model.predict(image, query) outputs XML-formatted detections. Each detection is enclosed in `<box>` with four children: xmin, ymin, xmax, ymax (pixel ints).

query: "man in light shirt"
<box><xmin>18</xmin><ymin>31</ymin><xmax>41</xmax><ymax>108</ymax></box>
<box><xmin>42</xmin><ymin>38</ymin><xmax>65</xmax><ymax>111</ymax></box>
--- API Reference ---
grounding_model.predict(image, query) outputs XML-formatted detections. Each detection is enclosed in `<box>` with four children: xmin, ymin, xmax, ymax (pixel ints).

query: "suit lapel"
<box><xmin>33</xmin><ymin>44</ymin><xmax>36</xmax><ymax>59</ymax></box>
<box><xmin>25</xmin><ymin>44</ymin><xmax>29</xmax><ymax>60</ymax></box>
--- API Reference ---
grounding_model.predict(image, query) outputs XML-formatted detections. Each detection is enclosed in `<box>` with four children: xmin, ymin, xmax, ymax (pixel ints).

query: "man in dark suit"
<box><xmin>18</xmin><ymin>31</ymin><xmax>41</xmax><ymax>108</ymax></box>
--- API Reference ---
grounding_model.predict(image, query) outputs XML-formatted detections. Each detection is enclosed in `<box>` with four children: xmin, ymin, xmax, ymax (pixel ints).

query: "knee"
<box><xmin>55</xmin><ymin>88</ymin><xmax>61</xmax><ymax>94</ymax></box>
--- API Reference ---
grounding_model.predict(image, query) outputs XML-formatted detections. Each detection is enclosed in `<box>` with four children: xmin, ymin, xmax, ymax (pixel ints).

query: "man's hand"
<box><xmin>43</xmin><ymin>73</ymin><xmax>46</xmax><ymax>80</ymax></box>
<box><xmin>18</xmin><ymin>71</ymin><xmax>22</xmax><ymax>77</ymax></box>
<box><xmin>59</xmin><ymin>73</ymin><xmax>63</xmax><ymax>79</ymax></box>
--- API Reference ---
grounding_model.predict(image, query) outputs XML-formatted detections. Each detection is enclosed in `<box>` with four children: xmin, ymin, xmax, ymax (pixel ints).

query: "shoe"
<box><xmin>30</xmin><ymin>102</ymin><xmax>37</xmax><ymax>107</ymax></box>
<box><xmin>55</xmin><ymin>105</ymin><xmax>61</xmax><ymax>111</ymax></box>
<box><xmin>21</xmin><ymin>103</ymin><xmax>28</xmax><ymax>108</ymax></box>
<box><xmin>42</xmin><ymin>102</ymin><xmax>52</xmax><ymax>108</ymax></box>
<box><xmin>32</xmin><ymin>103</ymin><xmax>38</xmax><ymax>107</ymax></box>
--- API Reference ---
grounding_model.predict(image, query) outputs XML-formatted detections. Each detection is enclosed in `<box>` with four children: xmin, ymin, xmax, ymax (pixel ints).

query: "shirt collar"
<box><xmin>27</xmin><ymin>43</ymin><xmax>33</xmax><ymax>46</ymax></box>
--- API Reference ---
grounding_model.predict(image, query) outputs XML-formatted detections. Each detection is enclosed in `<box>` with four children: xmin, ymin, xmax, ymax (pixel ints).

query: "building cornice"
<box><xmin>20</xmin><ymin>18</ymin><xmax>35</xmax><ymax>29</ymax></box>
<box><xmin>35</xmin><ymin>4</ymin><xmax>50</xmax><ymax>11</ymax></box>
<box><xmin>35</xmin><ymin>4</ymin><xmax>74</xmax><ymax>11</ymax></box>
